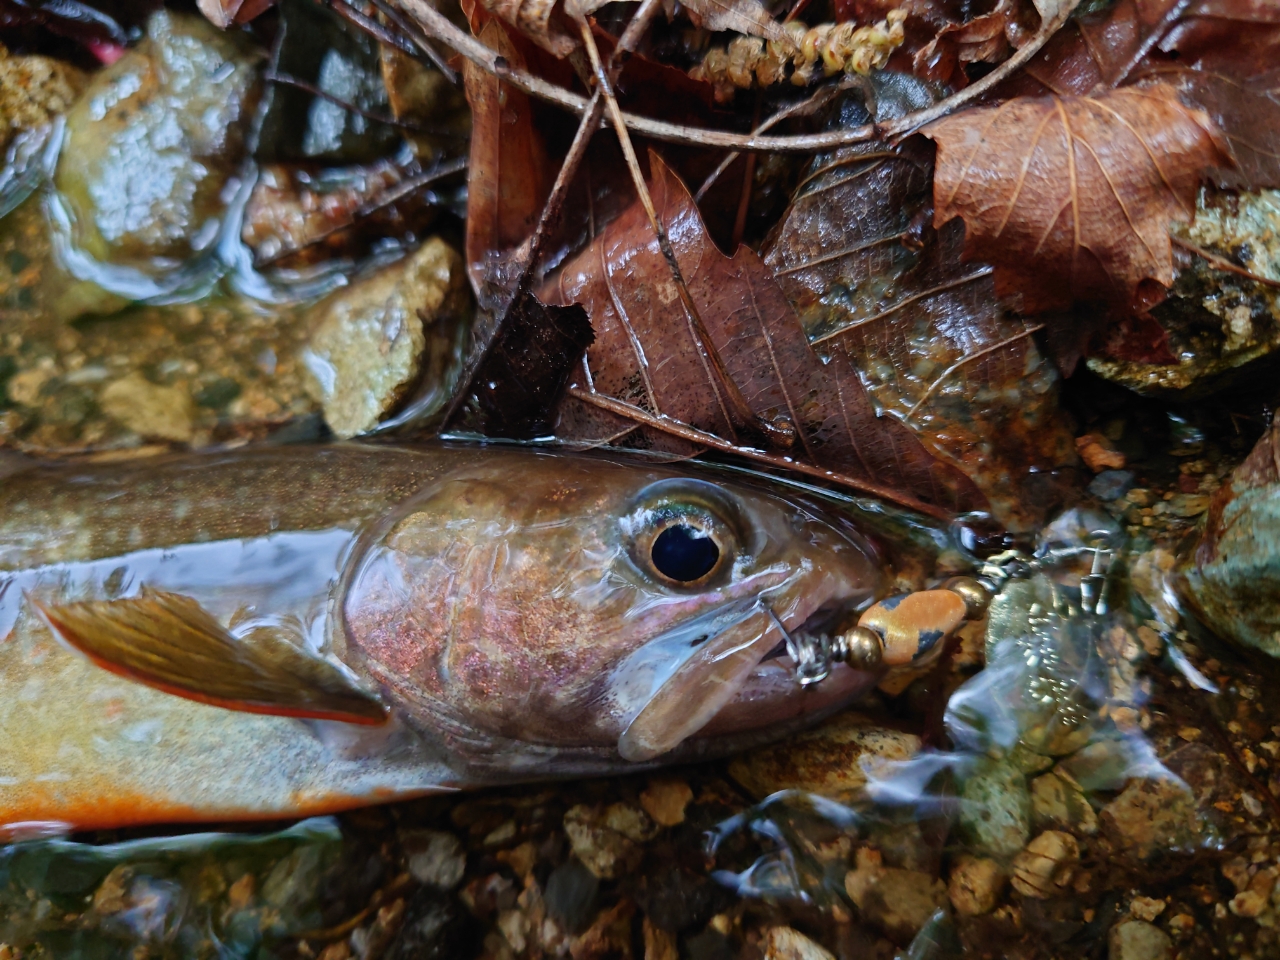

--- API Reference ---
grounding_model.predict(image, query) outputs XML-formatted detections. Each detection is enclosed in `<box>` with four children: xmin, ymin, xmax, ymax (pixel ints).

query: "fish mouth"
<box><xmin>611</xmin><ymin>576</ymin><xmax>873</xmax><ymax>762</ymax></box>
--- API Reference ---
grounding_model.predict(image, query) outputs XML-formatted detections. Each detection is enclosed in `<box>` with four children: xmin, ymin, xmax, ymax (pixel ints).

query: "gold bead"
<box><xmin>837</xmin><ymin>625</ymin><xmax>884</xmax><ymax>671</ymax></box>
<box><xmin>943</xmin><ymin>576</ymin><xmax>990</xmax><ymax>619</ymax></box>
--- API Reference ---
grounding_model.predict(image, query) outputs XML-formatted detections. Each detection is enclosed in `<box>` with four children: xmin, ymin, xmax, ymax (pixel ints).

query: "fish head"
<box><xmin>341</xmin><ymin>450</ymin><xmax>886</xmax><ymax>774</ymax></box>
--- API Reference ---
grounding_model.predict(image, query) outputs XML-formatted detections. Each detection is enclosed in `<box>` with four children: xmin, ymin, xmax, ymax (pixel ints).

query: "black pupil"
<box><xmin>651</xmin><ymin>524</ymin><xmax>720</xmax><ymax>582</ymax></box>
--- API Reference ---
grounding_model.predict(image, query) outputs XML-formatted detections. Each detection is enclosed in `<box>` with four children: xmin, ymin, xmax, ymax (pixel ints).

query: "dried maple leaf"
<box><xmin>922</xmin><ymin>82</ymin><xmax>1232</xmax><ymax>315</ymax></box>
<box><xmin>1007</xmin><ymin>0</ymin><xmax>1280</xmax><ymax>189</ymax></box>
<box><xmin>762</xmin><ymin>130</ymin><xmax>1077</xmax><ymax>532</ymax></box>
<box><xmin>540</xmin><ymin>151</ymin><xmax>988</xmax><ymax>520</ymax></box>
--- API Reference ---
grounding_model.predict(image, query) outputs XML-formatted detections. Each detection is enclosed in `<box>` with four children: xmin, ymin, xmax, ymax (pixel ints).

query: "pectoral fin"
<box><xmin>33</xmin><ymin>588</ymin><xmax>389</xmax><ymax>725</ymax></box>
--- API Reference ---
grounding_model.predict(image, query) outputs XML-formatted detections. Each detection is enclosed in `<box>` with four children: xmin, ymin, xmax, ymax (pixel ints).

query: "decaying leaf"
<box><xmin>446</xmin><ymin>290</ymin><xmax>593</xmax><ymax>439</ymax></box>
<box><xmin>923</xmin><ymin>83</ymin><xmax>1232</xmax><ymax>314</ymax></box>
<box><xmin>913</xmin><ymin>0</ymin><xmax>1037</xmax><ymax>87</ymax></box>
<box><xmin>478</xmin><ymin>0</ymin><xmax>578</xmax><ymax>55</ymax></box>
<box><xmin>541</xmin><ymin>151</ymin><xmax>989</xmax><ymax>520</ymax></box>
<box><xmin>762</xmin><ymin>128</ymin><xmax>1077</xmax><ymax>532</ymax></box>
<box><xmin>666</xmin><ymin>0</ymin><xmax>788</xmax><ymax>43</ymax></box>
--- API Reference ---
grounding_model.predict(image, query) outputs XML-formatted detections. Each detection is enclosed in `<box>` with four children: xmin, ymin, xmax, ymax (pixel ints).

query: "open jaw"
<box><xmin>609</xmin><ymin>578</ymin><xmax>873</xmax><ymax>762</ymax></box>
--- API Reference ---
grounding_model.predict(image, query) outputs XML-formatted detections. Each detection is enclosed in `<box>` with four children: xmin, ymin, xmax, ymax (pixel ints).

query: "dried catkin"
<box><xmin>690</xmin><ymin>10</ymin><xmax>906</xmax><ymax>101</ymax></box>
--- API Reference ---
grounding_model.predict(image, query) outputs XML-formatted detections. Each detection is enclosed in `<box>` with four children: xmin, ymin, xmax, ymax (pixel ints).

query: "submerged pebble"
<box><xmin>301</xmin><ymin>235</ymin><xmax>468</xmax><ymax>438</ymax></box>
<box><xmin>54</xmin><ymin>10</ymin><xmax>260</xmax><ymax>269</ymax></box>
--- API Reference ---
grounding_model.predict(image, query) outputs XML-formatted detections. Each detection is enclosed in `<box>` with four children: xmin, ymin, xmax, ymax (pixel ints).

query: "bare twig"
<box><xmin>567</xmin><ymin>386</ymin><xmax>956</xmax><ymax>522</ymax></box>
<box><xmin>518</xmin><ymin>0</ymin><xmax>665</xmax><ymax>291</ymax></box>
<box><xmin>695</xmin><ymin>82</ymin><xmax>846</xmax><ymax>201</ymax></box>
<box><xmin>442</xmin><ymin>0</ymin><xmax>662</xmax><ymax>429</ymax></box>
<box><xmin>325</xmin><ymin>0</ymin><xmax>418</xmax><ymax>57</ymax></box>
<box><xmin>391</xmin><ymin>0</ymin><xmax>1080</xmax><ymax>152</ymax></box>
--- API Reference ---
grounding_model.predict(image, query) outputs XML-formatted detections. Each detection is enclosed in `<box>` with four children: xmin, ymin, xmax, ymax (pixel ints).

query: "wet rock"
<box><xmin>544</xmin><ymin>860</ymin><xmax>599</xmax><ymax>934</ymax></box>
<box><xmin>1029</xmin><ymin>771</ymin><xmax>1098</xmax><ymax>835</ymax></box>
<box><xmin>1089</xmin><ymin>470</ymin><xmax>1135</xmax><ymax>502</ymax></box>
<box><xmin>301</xmin><ymin>236</ymin><xmax>467</xmax><ymax>438</ymax></box>
<box><xmin>54</xmin><ymin>10</ymin><xmax>260</xmax><ymax>266</ymax></box>
<box><xmin>1108</xmin><ymin>919</ymin><xmax>1172</xmax><ymax>960</ymax></box>
<box><xmin>642</xmin><ymin>917</ymin><xmax>678</xmax><ymax>960</ymax></box>
<box><xmin>378</xmin><ymin>888</ymin><xmax>475</xmax><ymax>960</ymax></box>
<box><xmin>1100</xmin><ymin>776</ymin><xmax>1206</xmax><ymax>862</ymax></box>
<box><xmin>761</xmin><ymin>926</ymin><xmax>835</xmax><ymax>960</ymax></box>
<box><xmin>401</xmin><ymin>830</ymin><xmax>465</xmax><ymax>890</ymax></box>
<box><xmin>256</xmin><ymin>0</ymin><xmax>399</xmax><ymax>164</ymax></box>
<box><xmin>957</xmin><ymin>758</ymin><xmax>1031</xmax><ymax>858</ymax></box>
<box><xmin>562</xmin><ymin>803</ymin><xmax>657</xmax><ymax>880</ymax></box>
<box><xmin>844</xmin><ymin>847</ymin><xmax>948</xmax><ymax>944</ymax></box>
<box><xmin>1076</xmin><ymin>433</ymin><xmax>1126</xmax><ymax>472</ymax></box>
<box><xmin>1128</xmin><ymin>897</ymin><xmax>1166</xmax><ymax>922</ymax></box>
<box><xmin>1184</xmin><ymin>418</ymin><xmax>1280</xmax><ymax>657</ymax></box>
<box><xmin>685</xmin><ymin>927</ymin><xmax>734</xmax><ymax>960</ymax></box>
<box><xmin>728</xmin><ymin>712</ymin><xmax>921</xmax><ymax>804</ymax></box>
<box><xmin>0</xmin><ymin>46</ymin><xmax>86</xmax><ymax>147</ymax></box>
<box><xmin>99</xmin><ymin>372</ymin><xmax>196</xmax><ymax>443</ymax></box>
<box><xmin>947</xmin><ymin>856</ymin><xmax>1005</xmax><ymax>916</ymax></box>
<box><xmin>567</xmin><ymin>898</ymin><xmax>634</xmax><ymax>960</ymax></box>
<box><xmin>639</xmin><ymin>779</ymin><xmax>692</xmax><ymax>828</ymax></box>
<box><xmin>632</xmin><ymin>864</ymin><xmax>727</xmax><ymax>933</ymax></box>
<box><xmin>1010</xmin><ymin>830</ymin><xmax>1079</xmax><ymax>899</ymax></box>
<box><xmin>1088</xmin><ymin>189</ymin><xmax>1280</xmax><ymax>398</ymax></box>
<box><xmin>241</xmin><ymin>158</ymin><xmax>439</xmax><ymax>267</ymax></box>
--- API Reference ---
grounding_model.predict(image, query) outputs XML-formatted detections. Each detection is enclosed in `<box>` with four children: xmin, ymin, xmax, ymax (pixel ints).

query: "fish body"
<box><xmin>0</xmin><ymin>444</ymin><xmax>885</xmax><ymax>831</ymax></box>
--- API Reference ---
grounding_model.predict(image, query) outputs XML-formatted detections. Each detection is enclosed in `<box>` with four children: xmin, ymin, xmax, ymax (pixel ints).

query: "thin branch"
<box><xmin>518</xmin><ymin>0</ymin><xmax>665</xmax><ymax>291</ymax></box>
<box><xmin>324</xmin><ymin>0</ymin><xmax>418</xmax><ymax>57</ymax></box>
<box><xmin>441</xmin><ymin>0</ymin><xmax>662</xmax><ymax>429</ymax></box>
<box><xmin>694</xmin><ymin>82</ymin><xmax>846</xmax><ymax>202</ymax></box>
<box><xmin>255</xmin><ymin>157</ymin><xmax>468</xmax><ymax>268</ymax></box>
<box><xmin>1172</xmin><ymin>235</ymin><xmax>1280</xmax><ymax>289</ymax></box>
<box><xmin>566</xmin><ymin>386</ymin><xmax>955</xmax><ymax>522</ymax></box>
<box><xmin>391</xmin><ymin>0</ymin><xmax>1082</xmax><ymax>153</ymax></box>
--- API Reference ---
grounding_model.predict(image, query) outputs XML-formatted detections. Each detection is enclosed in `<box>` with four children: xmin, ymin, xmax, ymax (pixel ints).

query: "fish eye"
<box><xmin>651</xmin><ymin>520</ymin><xmax>721</xmax><ymax>583</ymax></box>
<box><xmin>624</xmin><ymin>480</ymin><xmax>743</xmax><ymax>588</ymax></box>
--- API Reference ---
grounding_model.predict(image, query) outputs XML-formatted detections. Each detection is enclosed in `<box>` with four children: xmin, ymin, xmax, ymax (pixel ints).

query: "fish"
<box><xmin>0</xmin><ymin>442</ymin><xmax>895</xmax><ymax>832</ymax></box>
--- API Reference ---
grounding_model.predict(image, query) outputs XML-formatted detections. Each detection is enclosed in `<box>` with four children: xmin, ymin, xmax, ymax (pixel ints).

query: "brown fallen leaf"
<box><xmin>762</xmin><ymin>130</ymin><xmax>1077</xmax><ymax>532</ymax></box>
<box><xmin>923</xmin><ymin>82</ymin><xmax>1232</xmax><ymax>315</ymax></box>
<box><xmin>913</xmin><ymin>0</ymin><xmax>1038</xmax><ymax>88</ymax></box>
<box><xmin>477</xmin><ymin>0</ymin><xmax>578</xmax><ymax>55</ymax></box>
<box><xmin>540</xmin><ymin>151</ymin><xmax>988</xmax><ymax>520</ymax></box>
<box><xmin>462</xmin><ymin>18</ymin><xmax>555</xmax><ymax>310</ymax></box>
<box><xmin>1008</xmin><ymin>0</ymin><xmax>1280</xmax><ymax>189</ymax></box>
